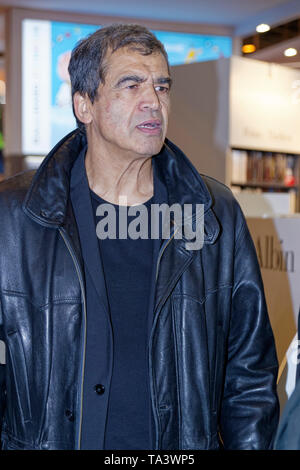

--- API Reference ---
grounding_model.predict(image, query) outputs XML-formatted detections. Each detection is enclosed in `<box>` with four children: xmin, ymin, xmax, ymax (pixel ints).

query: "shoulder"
<box><xmin>164</xmin><ymin>139</ymin><xmax>247</xmax><ymax>242</ymax></box>
<box><xmin>200</xmin><ymin>174</ymin><xmax>233</xmax><ymax>202</ymax></box>
<box><xmin>165</xmin><ymin>139</ymin><xmax>236</xmax><ymax>207</ymax></box>
<box><xmin>200</xmin><ymin>174</ymin><xmax>248</xmax><ymax>244</ymax></box>
<box><xmin>0</xmin><ymin>170</ymin><xmax>35</xmax><ymax>193</ymax></box>
<box><xmin>200</xmin><ymin>173</ymin><xmax>243</xmax><ymax>218</ymax></box>
<box><xmin>0</xmin><ymin>170</ymin><xmax>36</xmax><ymax>210</ymax></box>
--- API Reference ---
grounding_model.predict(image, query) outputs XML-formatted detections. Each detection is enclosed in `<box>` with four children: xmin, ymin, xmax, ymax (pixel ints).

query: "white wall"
<box><xmin>167</xmin><ymin>58</ymin><xmax>230</xmax><ymax>184</ymax></box>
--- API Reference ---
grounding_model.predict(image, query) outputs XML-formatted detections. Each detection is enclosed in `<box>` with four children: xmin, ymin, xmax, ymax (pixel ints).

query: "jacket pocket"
<box><xmin>6</xmin><ymin>330</ymin><xmax>32</xmax><ymax>423</ymax></box>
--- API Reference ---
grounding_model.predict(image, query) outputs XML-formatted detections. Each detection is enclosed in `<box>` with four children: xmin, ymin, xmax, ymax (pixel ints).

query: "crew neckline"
<box><xmin>90</xmin><ymin>189</ymin><xmax>154</xmax><ymax>208</ymax></box>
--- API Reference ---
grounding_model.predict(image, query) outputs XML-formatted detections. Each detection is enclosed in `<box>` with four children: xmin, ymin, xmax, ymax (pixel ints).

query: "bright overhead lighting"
<box><xmin>242</xmin><ymin>44</ymin><xmax>256</xmax><ymax>54</ymax></box>
<box><xmin>256</xmin><ymin>23</ymin><xmax>270</xmax><ymax>33</ymax></box>
<box><xmin>284</xmin><ymin>47</ymin><xmax>297</xmax><ymax>57</ymax></box>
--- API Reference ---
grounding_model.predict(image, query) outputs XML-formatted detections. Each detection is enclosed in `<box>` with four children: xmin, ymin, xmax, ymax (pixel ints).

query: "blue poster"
<box><xmin>154</xmin><ymin>30</ymin><xmax>232</xmax><ymax>65</ymax></box>
<box><xmin>50</xmin><ymin>22</ymin><xmax>99</xmax><ymax>146</ymax></box>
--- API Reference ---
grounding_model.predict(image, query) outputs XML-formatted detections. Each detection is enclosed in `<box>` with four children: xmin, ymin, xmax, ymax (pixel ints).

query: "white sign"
<box><xmin>247</xmin><ymin>216</ymin><xmax>300</xmax><ymax>405</ymax></box>
<box><xmin>230</xmin><ymin>56</ymin><xmax>300</xmax><ymax>154</ymax></box>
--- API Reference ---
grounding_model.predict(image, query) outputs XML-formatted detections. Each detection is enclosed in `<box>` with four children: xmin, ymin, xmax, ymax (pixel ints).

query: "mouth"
<box><xmin>136</xmin><ymin>120</ymin><xmax>162</xmax><ymax>135</ymax></box>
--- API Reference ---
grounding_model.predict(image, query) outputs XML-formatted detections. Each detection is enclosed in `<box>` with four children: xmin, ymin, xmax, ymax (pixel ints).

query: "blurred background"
<box><xmin>0</xmin><ymin>0</ymin><xmax>300</xmax><ymax>413</ymax></box>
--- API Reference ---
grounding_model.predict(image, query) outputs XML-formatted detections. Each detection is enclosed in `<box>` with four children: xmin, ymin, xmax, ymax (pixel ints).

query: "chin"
<box><xmin>136</xmin><ymin>140</ymin><xmax>165</xmax><ymax>157</ymax></box>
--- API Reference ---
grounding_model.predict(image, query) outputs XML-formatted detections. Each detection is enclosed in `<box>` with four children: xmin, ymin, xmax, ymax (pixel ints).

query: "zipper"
<box><xmin>150</xmin><ymin>226</ymin><xmax>178</xmax><ymax>449</ymax></box>
<box><xmin>150</xmin><ymin>222</ymin><xmax>196</xmax><ymax>448</ymax></box>
<box><xmin>59</xmin><ymin>228</ymin><xmax>87</xmax><ymax>450</ymax></box>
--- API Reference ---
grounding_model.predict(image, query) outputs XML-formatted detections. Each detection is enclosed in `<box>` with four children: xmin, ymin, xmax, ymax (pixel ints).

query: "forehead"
<box><xmin>103</xmin><ymin>47</ymin><xmax>170</xmax><ymax>81</ymax></box>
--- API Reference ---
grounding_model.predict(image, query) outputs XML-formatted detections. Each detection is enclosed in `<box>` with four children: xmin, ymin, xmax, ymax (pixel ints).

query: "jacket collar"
<box><xmin>23</xmin><ymin>129</ymin><xmax>220</xmax><ymax>244</ymax></box>
<box><xmin>23</xmin><ymin>129</ymin><xmax>86</xmax><ymax>227</ymax></box>
<box><xmin>156</xmin><ymin>138</ymin><xmax>213</xmax><ymax>210</ymax></box>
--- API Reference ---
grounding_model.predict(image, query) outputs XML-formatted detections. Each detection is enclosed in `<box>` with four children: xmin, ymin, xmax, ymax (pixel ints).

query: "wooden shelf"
<box><xmin>231</xmin><ymin>181</ymin><xmax>299</xmax><ymax>191</ymax></box>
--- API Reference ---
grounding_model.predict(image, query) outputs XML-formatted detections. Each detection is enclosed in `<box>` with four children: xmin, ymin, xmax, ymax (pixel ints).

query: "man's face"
<box><xmin>85</xmin><ymin>47</ymin><xmax>171</xmax><ymax>159</ymax></box>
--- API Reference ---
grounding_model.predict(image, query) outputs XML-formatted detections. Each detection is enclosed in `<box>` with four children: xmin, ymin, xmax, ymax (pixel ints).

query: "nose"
<box><xmin>139</xmin><ymin>84</ymin><xmax>161</xmax><ymax>111</ymax></box>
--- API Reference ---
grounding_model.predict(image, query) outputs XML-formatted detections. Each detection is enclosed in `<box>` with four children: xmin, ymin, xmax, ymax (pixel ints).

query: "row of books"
<box><xmin>231</xmin><ymin>149</ymin><xmax>299</xmax><ymax>187</ymax></box>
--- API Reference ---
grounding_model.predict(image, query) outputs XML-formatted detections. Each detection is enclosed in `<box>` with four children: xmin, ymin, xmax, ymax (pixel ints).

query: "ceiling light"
<box><xmin>242</xmin><ymin>44</ymin><xmax>256</xmax><ymax>54</ymax></box>
<box><xmin>284</xmin><ymin>47</ymin><xmax>297</xmax><ymax>57</ymax></box>
<box><xmin>256</xmin><ymin>24</ymin><xmax>270</xmax><ymax>33</ymax></box>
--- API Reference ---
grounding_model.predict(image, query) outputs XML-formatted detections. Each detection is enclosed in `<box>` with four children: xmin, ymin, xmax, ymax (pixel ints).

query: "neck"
<box><xmin>85</xmin><ymin>147</ymin><xmax>154</xmax><ymax>206</ymax></box>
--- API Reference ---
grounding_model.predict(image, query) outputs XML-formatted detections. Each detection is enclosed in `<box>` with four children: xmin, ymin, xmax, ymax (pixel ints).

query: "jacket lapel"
<box><xmin>153</xmin><ymin>207</ymin><xmax>219</xmax><ymax>314</ymax></box>
<box><xmin>154</xmin><ymin>238</ymin><xmax>195</xmax><ymax>314</ymax></box>
<box><xmin>152</xmin><ymin>141</ymin><xmax>220</xmax><ymax>314</ymax></box>
<box><xmin>69</xmin><ymin>149</ymin><xmax>109</xmax><ymax>316</ymax></box>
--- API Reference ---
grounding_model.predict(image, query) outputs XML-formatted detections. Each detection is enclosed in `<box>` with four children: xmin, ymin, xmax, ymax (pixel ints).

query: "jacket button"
<box><xmin>65</xmin><ymin>409</ymin><xmax>74</xmax><ymax>421</ymax></box>
<box><xmin>94</xmin><ymin>384</ymin><xmax>105</xmax><ymax>395</ymax></box>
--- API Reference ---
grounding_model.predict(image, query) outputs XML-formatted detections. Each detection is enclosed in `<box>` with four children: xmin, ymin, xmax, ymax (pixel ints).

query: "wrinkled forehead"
<box><xmin>102</xmin><ymin>45</ymin><xmax>170</xmax><ymax>81</ymax></box>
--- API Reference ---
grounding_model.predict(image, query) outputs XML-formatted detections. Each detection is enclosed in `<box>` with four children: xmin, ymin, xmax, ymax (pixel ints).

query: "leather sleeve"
<box><xmin>219</xmin><ymin>216</ymin><xmax>279</xmax><ymax>449</ymax></box>
<box><xmin>0</xmin><ymin>300</ymin><xmax>6</xmax><ymax>445</ymax></box>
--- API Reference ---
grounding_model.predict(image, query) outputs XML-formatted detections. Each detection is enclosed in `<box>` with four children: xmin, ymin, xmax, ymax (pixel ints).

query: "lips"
<box><xmin>136</xmin><ymin>120</ymin><xmax>162</xmax><ymax>134</ymax></box>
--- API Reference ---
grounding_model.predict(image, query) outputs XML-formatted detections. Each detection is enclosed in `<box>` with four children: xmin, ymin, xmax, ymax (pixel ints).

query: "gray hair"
<box><xmin>68</xmin><ymin>23</ymin><xmax>170</xmax><ymax>132</ymax></box>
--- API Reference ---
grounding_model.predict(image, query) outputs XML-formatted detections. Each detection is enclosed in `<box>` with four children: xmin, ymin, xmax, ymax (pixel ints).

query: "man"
<box><xmin>0</xmin><ymin>23</ymin><xmax>279</xmax><ymax>450</ymax></box>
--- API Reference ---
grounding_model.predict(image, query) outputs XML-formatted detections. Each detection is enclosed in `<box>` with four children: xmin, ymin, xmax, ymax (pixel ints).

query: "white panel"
<box><xmin>167</xmin><ymin>59</ymin><xmax>230</xmax><ymax>183</ymax></box>
<box><xmin>247</xmin><ymin>215</ymin><xmax>300</xmax><ymax>366</ymax></box>
<box><xmin>22</xmin><ymin>19</ymin><xmax>51</xmax><ymax>155</ymax></box>
<box><xmin>235</xmin><ymin>191</ymin><xmax>294</xmax><ymax>217</ymax></box>
<box><xmin>230</xmin><ymin>56</ymin><xmax>300</xmax><ymax>153</ymax></box>
<box><xmin>247</xmin><ymin>215</ymin><xmax>300</xmax><ymax>410</ymax></box>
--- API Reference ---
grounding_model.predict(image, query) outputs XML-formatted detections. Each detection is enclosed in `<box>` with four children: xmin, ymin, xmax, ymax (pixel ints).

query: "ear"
<box><xmin>73</xmin><ymin>92</ymin><xmax>93</xmax><ymax>125</ymax></box>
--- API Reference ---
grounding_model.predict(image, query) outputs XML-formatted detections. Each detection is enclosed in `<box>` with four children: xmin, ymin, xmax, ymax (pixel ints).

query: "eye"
<box><xmin>155</xmin><ymin>85</ymin><xmax>170</xmax><ymax>93</ymax></box>
<box><xmin>126</xmin><ymin>83</ymin><xmax>139</xmax><ymax>90</ymax></box>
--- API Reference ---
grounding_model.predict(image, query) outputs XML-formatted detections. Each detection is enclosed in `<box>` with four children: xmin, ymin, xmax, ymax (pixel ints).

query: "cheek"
<box><xmin>162</xmin><ymin>104</ymin><xmax>170</xmax><ymax>125</ymax></box>
<box><xmin>107</xmin><ymin>99</ymin><xmax>132</xmax><ymax>127</ymax></box>
<box><xmin>104</xmin><ymin>92</ymin><xmax>122</xmax><ymax>113</ymax></box>
<box><xmin>102</xmin><ymin>102</ymin><xmax>120</xmax><ymax>126</ymax></box>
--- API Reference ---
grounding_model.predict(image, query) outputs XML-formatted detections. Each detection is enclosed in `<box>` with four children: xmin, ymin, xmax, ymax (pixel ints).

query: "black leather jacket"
<box><xmin>0</xmin><ymin>130</ymin><xmax>279</xmax><ymax>450</ymax></box>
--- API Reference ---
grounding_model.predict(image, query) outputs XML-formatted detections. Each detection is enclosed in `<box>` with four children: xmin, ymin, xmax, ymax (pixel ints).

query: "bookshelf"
<box><xmin>230</xmin><ymin>148</ymin><xmax>300</xmax><ymax>212</ymax></box>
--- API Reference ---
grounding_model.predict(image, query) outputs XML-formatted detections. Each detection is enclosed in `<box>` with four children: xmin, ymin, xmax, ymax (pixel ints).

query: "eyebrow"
<box><xmin>156</xmin><ymin>77</ymin><xmax>173</xmax><ymax>88</ymax></box>
<box><xmin>114</xmin><ymin>74</ymin><xmax>172</xmax><ymax>88</ymax></box>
